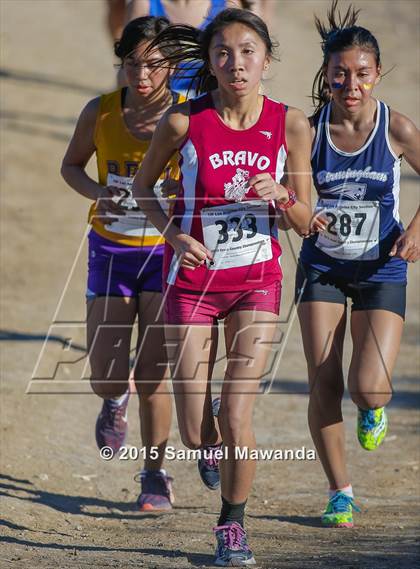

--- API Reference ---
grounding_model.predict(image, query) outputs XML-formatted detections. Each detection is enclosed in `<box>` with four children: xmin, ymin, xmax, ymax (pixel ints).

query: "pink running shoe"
<box><xmin>95</xmin><ymin>391</ymin><xmax>129</xmax><ymax>454</ymax></box>
<box><xmin>136</xmin><ymin>470</ymin><xmax>174</xmax><ymax>511</ymax></box>
<box><xmin>213</xmin><ymin>522</ymin><xmax>256</xmax><ymax>566</ymax></box>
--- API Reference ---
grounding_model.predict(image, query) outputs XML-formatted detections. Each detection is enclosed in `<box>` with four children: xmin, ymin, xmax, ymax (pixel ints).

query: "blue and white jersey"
<box><xmin>148</xmin><ymin>0</ymin><xmax>226</xmax><ymax>25</ymax></box>
<box><xmin>149</xmin><ymin>0</ymin><xmax>227</xmax><ymax>95</ymax></box>
<box><xmin>300</xmin><ymin>100</ymin><xmax>407</xmax><ymax>283</ymax></box>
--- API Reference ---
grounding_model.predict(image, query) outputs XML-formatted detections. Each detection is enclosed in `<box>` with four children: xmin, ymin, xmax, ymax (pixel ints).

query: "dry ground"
<box><xmin>1</xmin><ymin>1</ymin><xmax>419</xmax><ymax>567</ymax></box>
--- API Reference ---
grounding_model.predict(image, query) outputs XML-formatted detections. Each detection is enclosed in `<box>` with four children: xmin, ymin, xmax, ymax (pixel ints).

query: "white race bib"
<box><xmin>315</xmin><ymin>199</ymin><xmax>380</xmax><ymax>260</ymax></box>
<box><xmin>201</xmin><ymin>200</ymin><xmax>273</xmax><ymax>270</ymax></box>
<box><xmin>103</xmin><ymin>173</ymin><xmax>168</xmax><ymax>237</ymax></box>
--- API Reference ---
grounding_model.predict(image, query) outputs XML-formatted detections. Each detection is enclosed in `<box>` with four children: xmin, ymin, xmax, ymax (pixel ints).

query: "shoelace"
<box><xmin>214</xmin><ymin>523</ymin><xmax>245</xmax><ymax>550</ymax></box>
<box><xmin>104</xmin><ymin>403</ymin><xmax>126</xmax><ymax>427</ymax></box>
<box><xmin>133</xmin><ymin>471</ymin><xmax>172</xmax><ymax>498</ymax></box>
<box><xmin>360</xmin><ymin>409</ymin><xmax>379</xmax><ymax>430</ymax></box>
<box><xmin>330</xmin><ymin>492</ymin><xmax>361</xmax><ymax>513</ymax></box>
<box><xmin>203</xmin><ymin>445</ymin><xmax>221</xmax><ymax>469</ymax></box>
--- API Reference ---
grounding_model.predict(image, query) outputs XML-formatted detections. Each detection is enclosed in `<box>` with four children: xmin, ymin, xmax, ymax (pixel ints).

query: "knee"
<box><xmin>307</xmin><ymin>374</ymin><xmax>344</xmax><ymax>425</ymax></box>
<box><xmin>349</xmin><ymin>374</ymin><xmax>392</xmax><ymax>409</ymax></box>
<box><xmin>178</xmin><ymin>424</ymin><xmax>203</xmax><ymax>450</ymax></box>
<box><xmin>88</xmin><ymin>351</ymin><xmax>130</xmax><ymax>390</ymax></box>
<box><xmin>310</xmin><ymin>374</ymin><xmax>344</xmax><ymax>405</ymax></box>
<box><xmin>218</xmin><ymin>408</ymin><xmax>251</xmax><ymax>446</ymax></box>
<box><xmin>350</xmin><ymin>391</ymin><xmax>392</xmax><ymax>409</ymax></box>
<box><xmin>179</xmin><ymin>433</ymin><xmax>202</xmax><ymax>450</ymax></box>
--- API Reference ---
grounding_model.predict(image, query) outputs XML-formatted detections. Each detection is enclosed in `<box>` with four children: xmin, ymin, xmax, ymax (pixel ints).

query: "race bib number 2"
<box><xmin>104</xmin><ymin>173</ymin><xmax>166</xmax><ymax>237</ymax></box>
<box><xmin>201</xmin><ymin>200</ymin><xmax>273</xmax><ymax>270</ymax></box>
<box><xmin>315</xmin><ymin>199</ymin><xmax>380</xmax><ymax>260</ymax></box>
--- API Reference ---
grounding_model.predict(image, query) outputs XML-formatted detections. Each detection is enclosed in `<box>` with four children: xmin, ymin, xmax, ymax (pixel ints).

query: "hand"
<box><xmin>160</xmin><ymin>178</ymin><xmax>179</xmax><ymax>201</ymax></box>
<box><xmin>389</xmin><ymin>226</ymin><xmax>419</xmax><ymax>263</ymax></box>
<box><xmin>249</xmin><ymin>173</ymin><xmax>288</xmax><ymax>203</ymax></box>
<box><xmin>172</xmin><ymin>233</ymin><xmax>213</xmax><ymax>270</ymax></box>
<box><xmin>303</xmin><ymin>211</ymin><xmax>329</xmax><ymax>238</ymax></box>
<box><xmin>95</xmin><ymin>186</ymin><xmax>129</xmax><ymax>220</ymax></box>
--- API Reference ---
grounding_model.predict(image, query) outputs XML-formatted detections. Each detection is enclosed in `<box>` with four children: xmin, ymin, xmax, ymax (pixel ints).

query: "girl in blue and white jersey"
<box><xmin>295</xmin><ymin>1</ymin><xmax>419</xmax><ymax>528</ymax></box>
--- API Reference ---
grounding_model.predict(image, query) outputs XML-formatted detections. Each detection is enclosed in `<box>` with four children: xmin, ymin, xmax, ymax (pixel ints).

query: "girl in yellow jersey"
<box><xmin>61</xmin><ymin>16</ymin><xmax>184</xmax><ymax>511</ymax></box>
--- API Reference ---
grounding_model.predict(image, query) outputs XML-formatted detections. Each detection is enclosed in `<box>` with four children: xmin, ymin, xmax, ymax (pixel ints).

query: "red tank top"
<box><xmin>164</xmin><ymin>93</ymin><xmax>288</xmax><ymax>291</ymax></box>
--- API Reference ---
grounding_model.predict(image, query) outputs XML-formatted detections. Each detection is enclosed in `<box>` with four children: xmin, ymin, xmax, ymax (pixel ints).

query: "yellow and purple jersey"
<box><xmin>89</xmin><ymin>88</ymin><xmax>183</xmax><ymax>247</ymax></box>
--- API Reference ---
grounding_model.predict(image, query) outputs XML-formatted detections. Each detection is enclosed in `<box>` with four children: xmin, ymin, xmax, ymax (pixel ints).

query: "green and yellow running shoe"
<box><xmin>322</xmin><ymin>491</ymin><xmax>361</xmax><ymax>528</ymax></box>
<box><xmin>357</xmin><ymin>407</ymin><xmax>388</xmax><ymax>451</ymax></box>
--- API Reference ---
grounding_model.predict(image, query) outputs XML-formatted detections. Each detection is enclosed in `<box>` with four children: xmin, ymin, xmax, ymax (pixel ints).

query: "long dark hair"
<box><xmin>312</xmin><ymin>0</ymin><xmax>381</xmax><ymax>113</ymax></box>
<box><xmin>144</xmin><ymin>8</ymin><xmax>278</xmax><ymax>94</ymax></box>
<box><xmin>114</xmin><ymin>16</ymin><xmax>173</xmax><ymax>61</ymax></box>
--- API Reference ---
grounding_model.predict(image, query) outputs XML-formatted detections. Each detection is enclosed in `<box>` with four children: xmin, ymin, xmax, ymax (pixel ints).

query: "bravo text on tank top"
<box><xmin>165</xmin><ymin>93</ymin><xmax>289</xmax><ymax>291</ymax></box>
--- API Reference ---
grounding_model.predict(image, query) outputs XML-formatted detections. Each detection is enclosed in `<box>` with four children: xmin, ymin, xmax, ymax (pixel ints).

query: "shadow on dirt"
<box><xmin>248</xmin><ymin>513</ymin><xmax>323</xmax><ymax>527</ymax></box>
<box><xmin>0</xmin><ymin>67</ymin><xmax>99</xmax><ymax>95</ymax></box>
<box><xmin>1</xmin><ymin>475</ymin><xmax>419</xmax><ymax>567</ymax></box>
<box><xmin>0</xmin><ymin>329</ymin><xmax>86</xmax><ymax>353</ymax></box>
<box><xmin>0</xmin><ymin>534</ymin><xmax>214</xmax><ymax>566</ymax></box>
<box><xmin>0</xmin><ymin>475</ymin><xmax>161</xmax><ymax>520</ymax></box>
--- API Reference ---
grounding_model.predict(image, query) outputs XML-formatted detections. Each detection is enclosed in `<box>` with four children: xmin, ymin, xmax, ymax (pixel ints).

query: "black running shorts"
<box><xmin>295</xmin><ymin>263</ymin><xmax>406</xmax><ymax>319</ymax></box>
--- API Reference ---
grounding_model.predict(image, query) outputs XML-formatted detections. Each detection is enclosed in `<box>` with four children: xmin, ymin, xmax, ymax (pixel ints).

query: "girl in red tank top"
<box><xmin>164</xmin><ymin>91</ymin><xmax>286</xmax><ymax>292</ymax></box>
<box><xmin>132</xmin><ymin>8</ymin><xmax>313</xmax><ymax>564</ymax></box>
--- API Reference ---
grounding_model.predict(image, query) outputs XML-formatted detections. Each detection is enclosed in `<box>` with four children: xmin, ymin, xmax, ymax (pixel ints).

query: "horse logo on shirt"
<box><xmin>224</xmin><ymin>168</ymin><xmax>251</xmax><ymax>202</ymax></box>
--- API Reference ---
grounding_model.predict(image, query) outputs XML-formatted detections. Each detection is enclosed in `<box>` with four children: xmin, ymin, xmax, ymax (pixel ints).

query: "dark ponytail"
<box><xmin>145</xmin><ymin>8</ymin><xmax>277</xmax><ymax>95</ymax></box>
<box><xmin>312</xmin><ymin>0</ymin><xmax>381</xmax><ymax>113</ymax></box>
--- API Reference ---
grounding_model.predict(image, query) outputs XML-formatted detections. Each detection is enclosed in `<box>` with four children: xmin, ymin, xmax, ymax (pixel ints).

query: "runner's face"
<box><xmin>123</xmin><ymin>41</ymin><xmax>170</xmax><ymax>98</ymax></box>
<box><xmin>208</xmin><ymin>23</ymin><xmax>269</xmax><ymax>96</ymax></box>
<box><xmin>325</xmin><ymin>48</ymin><xmax>380</xmax><ymax>113</ymax></box>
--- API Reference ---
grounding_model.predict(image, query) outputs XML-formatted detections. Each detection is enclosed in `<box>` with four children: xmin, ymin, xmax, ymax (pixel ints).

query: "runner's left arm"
<box><xmin>389</xmin><ymin>111</ymin><xmax>420</xmax><ymax>262</ymax></box>
<box><xmin>249</xmin><ymin>108</ymin><xmax>312</xmax><ymax>236</ymax></box>
<box><xmin>280</xmin><ymin>107</ymin><xmax>313</xmax><ymax>236</ymax></box>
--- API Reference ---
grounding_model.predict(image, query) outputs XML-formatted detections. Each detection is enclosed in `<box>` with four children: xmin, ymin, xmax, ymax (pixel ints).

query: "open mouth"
<box><xmin>229</xmin><ymin>78</ymin><xmax>247</xmax><ymax>89</ymax></box>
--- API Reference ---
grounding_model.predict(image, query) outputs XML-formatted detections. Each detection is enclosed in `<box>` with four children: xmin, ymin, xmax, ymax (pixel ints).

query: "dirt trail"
<box><xmin>1</xmin><ymin>1</ymin><xmax>419</xmax><ymax>568</ymax></box>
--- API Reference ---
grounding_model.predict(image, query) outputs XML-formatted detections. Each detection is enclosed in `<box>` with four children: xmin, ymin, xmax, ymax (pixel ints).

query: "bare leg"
<box><xmin>218</xmin><ymin>310</ymin><xmax>278</xmax><ymax>504</ymax></box>
<box><xmin>133</xmin><ymin>292</ymin><xmax>172</xmax><ymax>471</ymax></box>
<box><xmin>348</xmin><ymin>310</ymin><xmax>403</xmax><ymax>409</ymax></box>
<box><xmin>87</xmin><ymin>296</ymin><xmax>136</xmax><ymax>398</ymax></box>
<box><xmin>164</xmin><ymin>323</ymin><xmax>221</xmax><ymax>449</ymax></box>
<box><xmin>298</xmin><ymin>302</ymin><xmax>349</xmax><ymax>490</ymax></box>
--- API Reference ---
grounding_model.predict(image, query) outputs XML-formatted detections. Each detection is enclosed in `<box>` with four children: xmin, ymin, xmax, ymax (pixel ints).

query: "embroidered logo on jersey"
<box><xmin>209</xmin><ymin>151</ymin><xmax>270</xmax><ymax>171</ymax></box>
<box><xmin>317</xmin><ymin>167</ymin><xmax>387</xmax><ymax>185</ymax></box>
<box><xmin>259</xmin><ymin>130</ymin><xmax>272</xmax><ymax>140</ymax></box>
<box><xmin>224</xmin><ymin>168</ymin><xmax>251</xmax><ymax>201</ymax></box>
<box><xmin>319</xmin><ymin>182</ymin><xmax>367</xmax><ymax>201</ymax></box>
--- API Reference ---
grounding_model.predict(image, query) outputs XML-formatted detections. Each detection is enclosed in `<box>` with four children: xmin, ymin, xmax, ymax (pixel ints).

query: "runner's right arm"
<box><xmin>304</xmin><ymin>115</ymin><xmax>327</xmax><ymax>236</ymax></box>
<box><xmin>61</xmin><ymin>98</ymin><xmax>124</xmax><ymax>217</ymax></box>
